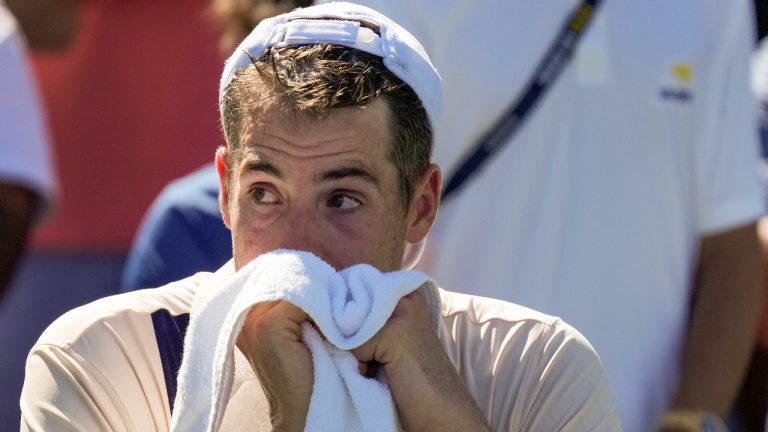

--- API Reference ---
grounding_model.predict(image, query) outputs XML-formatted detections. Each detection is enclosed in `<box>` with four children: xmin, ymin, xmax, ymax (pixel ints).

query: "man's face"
<box><xmin>216</xmin><ymin>97</ymin><xmax>439</xmax><ymax>272</ymax></box>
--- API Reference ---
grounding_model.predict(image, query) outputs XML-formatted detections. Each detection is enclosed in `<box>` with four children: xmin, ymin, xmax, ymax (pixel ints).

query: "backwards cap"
<box><xmin>218</xmin><ymin>2</ymin><xmax>443</xmax><ymax>129</ymax></box>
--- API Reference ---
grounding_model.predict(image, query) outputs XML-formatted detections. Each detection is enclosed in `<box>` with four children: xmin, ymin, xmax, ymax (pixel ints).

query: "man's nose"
<box><xmin>277</xmin><ymin>207</ymin><xmax>327</xmax><ymax>257</ymax></box>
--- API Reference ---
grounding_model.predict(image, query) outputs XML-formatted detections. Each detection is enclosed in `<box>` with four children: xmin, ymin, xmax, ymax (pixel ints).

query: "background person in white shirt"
<box><xmin>320</xmin><ymin>0</ymin><xmax>766</xmax><ymax>430</ymax></box>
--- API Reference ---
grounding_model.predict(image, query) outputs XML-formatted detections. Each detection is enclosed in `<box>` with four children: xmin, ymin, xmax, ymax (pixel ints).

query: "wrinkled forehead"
<box><xmin>236</xmin><ymin>95</ymin><xmax>395</xmax><ymax>158</ymax></box>
<box><xmin>226</xmin><ymin>60</ymin><xmax>398</xmax><ymax>142</ymax></box>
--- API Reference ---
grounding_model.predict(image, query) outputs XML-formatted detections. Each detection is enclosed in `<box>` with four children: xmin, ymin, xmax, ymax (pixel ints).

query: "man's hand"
<box><xmin>237</xmin><ymin>301</ymin><xmax>313</xmax><ymax>432</ymax></box>
<box><xmin>352</xmin><ymin>292</ymin><xmax>491</xmax><ymax>432</ymax></box>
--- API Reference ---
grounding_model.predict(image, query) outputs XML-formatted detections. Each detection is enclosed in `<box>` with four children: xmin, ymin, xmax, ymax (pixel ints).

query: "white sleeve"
<box><xmin>0</xmin><ymin>6</ymin><xmax>58</xmax><ymax>218</ymax></box>
<box><xmin>439</xmin><ymin>290</ymin><xmax>622</xmax><ymax>431</ymax></box>
<box><xmin>694</xmin><ymin>0</ymin><xmax>765</xmax><ymax>233</ymax></box>
<box><xmin>21</xmin><ymin>344</ymin><xmax>121</xmax><ymax>432</ymax></box>
<box><xmin>20</xmin><ymin>303</ymin><xmax>172</xmax><ymax>432</ymax></box>
<box><xmin>512</xmin><ymin>320</ymin><xmax>623</xmax><ymax>432</ymax></box>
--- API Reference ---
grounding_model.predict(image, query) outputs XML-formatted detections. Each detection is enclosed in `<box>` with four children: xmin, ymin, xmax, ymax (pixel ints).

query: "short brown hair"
<box><xmin>220</xmin><ymin>42</ymin><xmax>432</xmax><ymax>207</ymax></box>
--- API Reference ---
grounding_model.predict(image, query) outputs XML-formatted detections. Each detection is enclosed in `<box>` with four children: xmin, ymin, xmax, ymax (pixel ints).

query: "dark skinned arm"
<box><xmin>0</xmin><ymin>183</ymin><xmax>38</xmax><ymax>299</ymax></box>
<box><xmin>662</xmin><ymin>222</ymin><xmax>763</xmax><ymax>430</ymax></box>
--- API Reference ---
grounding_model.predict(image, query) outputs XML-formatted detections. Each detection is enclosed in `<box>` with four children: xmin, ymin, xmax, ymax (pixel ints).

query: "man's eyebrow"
<box><xmin>243</xmin><ymin>158</ymin><xmax>283</xmax><ymax>179</ymax></box>
<box><xmin>318</xmin><ymin>167</ymin><xmax>380</xmax><ymax>188</ymax></box>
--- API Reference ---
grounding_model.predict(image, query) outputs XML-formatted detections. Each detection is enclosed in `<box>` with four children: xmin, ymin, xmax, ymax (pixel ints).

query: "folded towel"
<box><xmin>171</xmin><ymin>250</ymin><xmax>439</xmax><ymax>432</ymax></box>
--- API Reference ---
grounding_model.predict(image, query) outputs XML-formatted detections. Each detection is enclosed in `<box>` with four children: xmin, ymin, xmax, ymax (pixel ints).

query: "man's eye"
<box><xmin>326</xmin><ymin>194</ymin><xmax>361</xmax><ymax>210</ymax></box>
<box><xmin>251</xmin><ymin>187</ymin><xmax>279</xmax><ymax>204</ymax></box>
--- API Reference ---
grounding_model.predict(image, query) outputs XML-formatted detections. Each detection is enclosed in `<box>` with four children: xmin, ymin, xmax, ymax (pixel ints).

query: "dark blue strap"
<box><xmin>441</xmin><ymin>0</ymin><xmax>602</xmax><ymax>202</ymax></box>
<box><xmin>758</xmin><ymin>100</ymin><xmax>768</xmax><ymax>160</ymax></box>
<box><xmin>151</xmin><ymin>310</ymin><xmax>190</xmax><ymax>414</ymax></box>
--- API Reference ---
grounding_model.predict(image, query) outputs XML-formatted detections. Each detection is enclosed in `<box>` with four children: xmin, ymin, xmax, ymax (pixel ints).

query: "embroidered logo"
<box><xmin>670</xmin><ymin>63</ymin><xmax>693</xmax><ymax>84</ymax></box>
<box><xmin>660</xmin><ymin>62</ymin><xmax>693</xmax><ymax>102</ymax></box>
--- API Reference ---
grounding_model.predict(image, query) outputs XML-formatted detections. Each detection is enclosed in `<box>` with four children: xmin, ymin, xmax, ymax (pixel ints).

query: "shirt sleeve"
<box><xmin>0</xmin><ymin>7</ymin><xmax>58</xmax><ymax>219</ymax></box>
<box><xmin>21</xmin><ymin>344</ymin><xmax>123</xmax><ymax>431</ymax></box>
<box><xmin>439</xmin><ymin>291</ymin><xmax>622</xmax><ymax>431</ymax></box>
<box><xmin>514</xmin><ymin>320</ymin><xmax>622</xmax><ymax>431</ymax></box>
<box><xmin>694</xmin><ymin>0</ymin><xmax>765</xmax><ymax>234</ymax></box>
<box><xmin>20</xmin><ymin>302</ymin><xmax>173</xmax><ymax>432</ymax></box>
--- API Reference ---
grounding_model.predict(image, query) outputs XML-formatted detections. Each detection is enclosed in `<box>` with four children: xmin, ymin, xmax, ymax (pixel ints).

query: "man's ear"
<box><xmin>215</xmin><ymin>146</ymin><xmax>232</xmax><ymax>229</ymax></box>
<box><xmin>406</xmin><ymin>164</ymin><xmax>441</xmax><ymax>244</ymax></box>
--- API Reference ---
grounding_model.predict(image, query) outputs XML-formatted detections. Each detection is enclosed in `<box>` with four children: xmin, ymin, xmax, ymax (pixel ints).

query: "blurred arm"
<box><xmin>669</xmin><ymin>222</ymin><xmax>763</xmax><ymax>419</ymax></box>
<box><xmin>0</xmin><ymin>183</ymin><xmax>38</xmax><ymax>298</ymax></box>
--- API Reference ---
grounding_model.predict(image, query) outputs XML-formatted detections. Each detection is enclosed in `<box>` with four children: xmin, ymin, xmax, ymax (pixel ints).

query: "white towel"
<box><xmin>171</xmin><ymin>250</ymin><xmax>440</xmax><ymax>432</ymax></box>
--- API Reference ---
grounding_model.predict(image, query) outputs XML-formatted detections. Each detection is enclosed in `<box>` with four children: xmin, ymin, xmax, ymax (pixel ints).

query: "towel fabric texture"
<box><xmin>171</xmin><ymin>250</ymin><xmax>439</xmax><ymax>432</ymax></box>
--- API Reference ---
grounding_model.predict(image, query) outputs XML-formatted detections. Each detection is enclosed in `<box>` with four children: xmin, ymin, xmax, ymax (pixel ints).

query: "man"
<box><xmin>21</xmin><ymin>3</ymin><xmax>620</xmax><ymax>430</ymax></box>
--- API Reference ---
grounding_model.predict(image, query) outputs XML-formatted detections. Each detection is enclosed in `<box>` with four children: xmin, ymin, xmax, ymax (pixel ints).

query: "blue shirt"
<box><xmin>121</xmin><ymin>164</ymin><xmax>232</xmax><ymax>291</ymax></box>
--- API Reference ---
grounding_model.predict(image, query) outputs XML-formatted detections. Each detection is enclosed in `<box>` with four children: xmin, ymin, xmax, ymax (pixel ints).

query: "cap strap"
<box><xmin>281</xmin><ymin>19</ymin><xmax>384</xmax><ymax>57</ymax></box>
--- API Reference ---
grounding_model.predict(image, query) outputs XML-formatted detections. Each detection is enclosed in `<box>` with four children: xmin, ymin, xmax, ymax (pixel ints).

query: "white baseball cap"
<box><xmin>218</xmin><ymin>1</ymin><xmax>443</xmax><ymax>130</ymax></box>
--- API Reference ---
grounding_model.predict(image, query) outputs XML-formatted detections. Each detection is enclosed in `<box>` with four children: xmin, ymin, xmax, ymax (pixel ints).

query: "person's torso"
<box><xmin>23</xmin><ymin>267</ymin><xmax>619</xmax><ymax>430</ymax></box>
<box><xmin>322</xmin><ymin>0</ymin><xmax>763</xmax><ymax>430</ymax></box>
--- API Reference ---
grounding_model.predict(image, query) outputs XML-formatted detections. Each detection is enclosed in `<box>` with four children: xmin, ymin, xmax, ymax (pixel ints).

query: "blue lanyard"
<box><xmin>441</xmin><ymin>0</ymin><xmax>602</xmax><ymax>202</ymax></box>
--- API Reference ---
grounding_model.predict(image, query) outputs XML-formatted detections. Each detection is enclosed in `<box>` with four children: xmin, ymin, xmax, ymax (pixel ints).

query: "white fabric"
<box><xmin>0</xmin><ymin>4</ymin><xmax>57</xmax><ymax>216</ymax></box>
<box><xmin>315</xmin><ymin>0</ymin><xmax>765</xmax><ymax>430</ymax></box>
<box><xmin>754</xmin><ymin>39</ymin><xmax>768</xmax><ymax>100</ymax></box>
<box><xmin>753</xmin><ymin>38</ymin><xmax>768</xmax><ymax>185</ymax></box>
<box><xmin>21</xmin><ymin>263</ymin><xmax>622</xmax><ymax>431</ymax></box>
<box><xmin>171</xmin><ymin>250</ymin><xmax>435</xmax><ymax>432</ymax></box>
<box><xmin>218</xmin><ymin>2</ymin><xmax>442</xmax><ymax>130</ymax></box>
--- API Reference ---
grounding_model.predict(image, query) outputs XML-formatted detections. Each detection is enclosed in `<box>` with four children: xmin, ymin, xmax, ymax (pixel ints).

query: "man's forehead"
<box><xmin>239</xmin><ymin>98</ymin><xmax>393</xmax><ymax>149</ymax></box>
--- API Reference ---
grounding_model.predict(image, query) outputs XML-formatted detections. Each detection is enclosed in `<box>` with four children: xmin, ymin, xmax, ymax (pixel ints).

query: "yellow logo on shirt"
<box><xmin>670</xmin><ymin>63</ymin><xmax>693</xmax><ymax>84</ymax></box>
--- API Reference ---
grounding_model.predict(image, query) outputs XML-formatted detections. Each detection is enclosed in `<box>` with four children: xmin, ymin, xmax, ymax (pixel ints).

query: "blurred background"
<box><xmin>3</xmin><ymin>0</ymin><xmax>768</xmax><ymax>430</ymax></box>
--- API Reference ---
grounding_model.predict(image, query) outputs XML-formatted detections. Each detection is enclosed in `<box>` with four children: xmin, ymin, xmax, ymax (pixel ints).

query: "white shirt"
<box><xmin>21</xmin><ymin>263</ymin><xmax>621</xmax><ymax>431</ymax></box>
<box><xmin>317</xmin><ymin>0</ymin><xmax>766</xmax><ymax>430</ymax></box>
